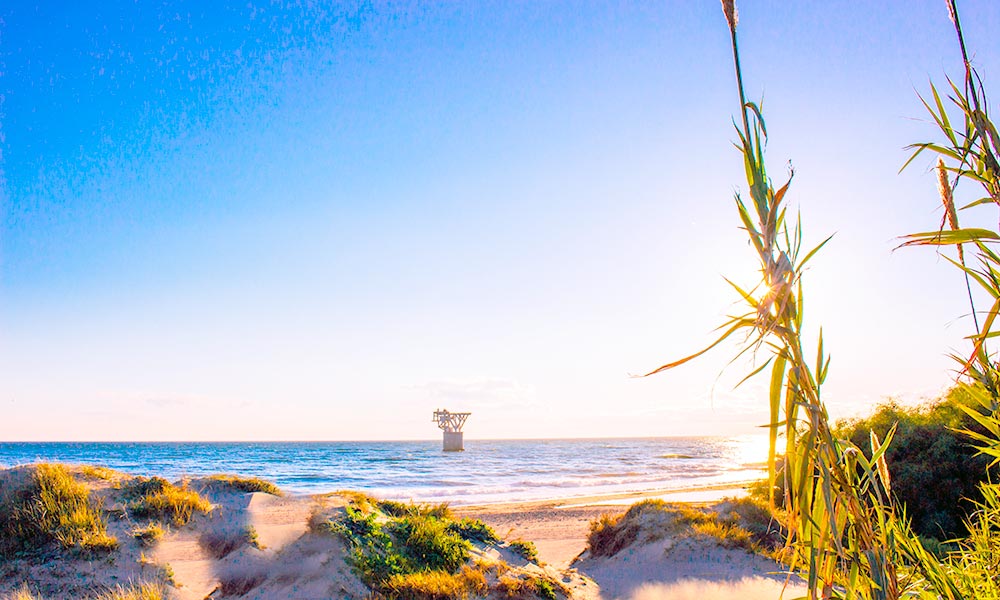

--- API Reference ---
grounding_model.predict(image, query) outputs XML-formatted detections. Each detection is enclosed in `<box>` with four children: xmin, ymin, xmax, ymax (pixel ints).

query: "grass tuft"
<box><xmin>386</xmin><ymin>565</ymin><xmax>489</xmax><ymax>600</ymax></box>
<box><xmin>131</xmin><ymin>522</ymin><xmax>166</xmax><ymax>547</ymax></box>
<box><xmin>91</xmin><ymin>583</ymin><xmax>165</xmax><ymax>600</ymax></box>
<box><xmin>205</xmin><ymin>474</ymin><xmax>282</xmax><ymax>496</ymax></box>
<box><xmin>78</xmin><ymin>465</ymin><xmax>119</xmax><ymax>481</ymax></box>
<box><xmin>378</xmin><ymin>499</ymin><xmax>451</xmax><ymax>519</ymax></box>
<box><xmin>506</xmin><ymin>538</ymin><xmax>538</xmax><ymax>562</ymax></box>
<box><xmin>121</xmin><ymin>477</ymin><xmax>211</xmax><ymax>526</ymax></box>
<box><xmin>0</xmin><ymin>464</ymin><xmax>118</xmax><ymax>557</ymax></box>
<box><xmin>586</xmin><ymin>512</ymin><xmax>637</xmax><ymax>558</ymax></box>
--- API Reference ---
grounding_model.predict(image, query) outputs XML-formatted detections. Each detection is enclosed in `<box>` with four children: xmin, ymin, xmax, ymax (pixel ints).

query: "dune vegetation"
<box><xmin>0</xmin><ymin>464</ymin><xmax>117</xmax><ymax>557</ymax></box>
<box><xmin>202</xmin><ymin>473</ymin><xmax>283</xmax><ymax>496</ymax></box>
<box><xmin>319</xmin><ymin>493</ymin><xmax>568</xmax><ymax>599</ymax></box>
<box><xmin>119</xmin><ymin>476</ymin><xmax>212</xmax><ymax>526</ymax></box>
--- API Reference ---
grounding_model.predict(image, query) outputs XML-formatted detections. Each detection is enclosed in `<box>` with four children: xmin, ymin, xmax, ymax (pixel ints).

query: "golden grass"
<box><xmin>386</xmin><ymin>565</ymin><xmax>490</xmax><ymax>600</ymax></box>
<box><xmin>77</xmin><ymin>465</ymin><xmax>119</xmax><ymax>481</ymax></box>
<box><xmin>0</xmin><ymin>464</ymin><xmax>118</xmax><ymax>556</ymax></box>
<box><xmin>131</xmin><ymin>522</ymin><xmax>165</xmax><ymax>547</ymax></box>
<box><xmin>122</xmin><ymin>477</ymin><xmax>211</xmax><ymax>526</ymax></box>
<box><xmin>0</xmin><ymin>582</ymin><xmax>164</xmax><ymax>600</ymax></box>
<box><xmin>588</xmin><ymin>499</ymin><xmax>770</xmax><ymax>558</ymax></box>
<box><xmin>205</xmin><ymin>474</ymin><xmax>282</xmax><ymax>496</ymax></box>
<box><xmin>495</xmin><ymin>573</ymin><xmax>542</xmax><ymax>599</ymax></box>
<box><xmin>91</xmin><ymin>582</ymin><xmax>165</xmax><ymax>600</ymax></box>
<box><xmin>3</xmin><ymin>584</ymin><xmax>41</xmax><ymax>600</ymax></box>
<box><xmin>587</xmin><ymin>500</ymin><xmax>672</xmax><ymax>558</ymax></box>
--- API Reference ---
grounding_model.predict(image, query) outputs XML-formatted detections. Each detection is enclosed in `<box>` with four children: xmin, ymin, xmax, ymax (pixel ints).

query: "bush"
<box><xmin>835</xmin><ymin>385</ymin><xmax>997</xmax><ymax>540</ymax></box>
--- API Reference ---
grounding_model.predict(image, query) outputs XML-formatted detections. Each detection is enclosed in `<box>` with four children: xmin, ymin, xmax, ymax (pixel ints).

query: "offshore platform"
<box><xmin>432</xmin><ymin>409</ymin><xmax>470</xmax><ymax>451</ymax></box>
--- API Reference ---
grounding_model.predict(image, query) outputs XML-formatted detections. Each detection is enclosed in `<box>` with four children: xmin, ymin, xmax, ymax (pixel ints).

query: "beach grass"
<box><xmin>0</xmin><ymin>464</ymin><xmax>118</xmax><ymax>557</ymax></box>
<box><xmin>131</xmin><ymin>522</ymin><xmax>166</xmax><ymax>547</ymax></box>
<box><xmin>386</xmin><ymin>564</ymin><xmax>490</xmax><ymax>600</ymax></box>
<box><xmin>120</xmin><ymin>476</ymin><xmax>211</xmax><ymax>526</ymax></box>
<box><xmin>91</xmin><ymin>583</ymin><xmax>164</xmax><ymax>600</ymax></box>
<box><xmin>587</xmin><ymin>497</ymin><xmax>780</xmax><ymax>559</ymax></box>
<box><xmin>204</xmin><ymin>474</ymin><xmax>282</xmax><ymax>496</ymax></box>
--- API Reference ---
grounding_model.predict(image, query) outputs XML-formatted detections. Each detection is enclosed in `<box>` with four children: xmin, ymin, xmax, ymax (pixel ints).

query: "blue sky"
<box><xmin>2</xmin><ymin>1</ymin><xmax>999</xmax><ymax>441</ymax></box>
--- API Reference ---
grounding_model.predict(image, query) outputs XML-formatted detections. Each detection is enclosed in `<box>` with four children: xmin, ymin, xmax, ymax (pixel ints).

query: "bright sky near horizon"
<box><xmin>2</xmin><ymin>1</ymin><xmax>1000</xmax><ymax>442</ymax></box>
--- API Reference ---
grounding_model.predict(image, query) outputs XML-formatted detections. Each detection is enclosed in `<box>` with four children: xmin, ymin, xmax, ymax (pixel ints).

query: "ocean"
<box><xmin>0</xmin><ymin>436</ymin><xmax>768</xmax><ymax>505</ymax></box>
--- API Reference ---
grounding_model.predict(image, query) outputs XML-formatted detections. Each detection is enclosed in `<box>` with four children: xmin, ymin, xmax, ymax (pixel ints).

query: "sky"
<box><xmin>2</xmin><ymin>1</ymin><xmax>1000</xmax><ymax>441</ymax></box>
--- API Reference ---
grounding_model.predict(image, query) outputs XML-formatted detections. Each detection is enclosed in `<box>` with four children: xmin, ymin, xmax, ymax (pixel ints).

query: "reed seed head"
<box><xmin>937</xmin><ymin>158</ymin><xmax>959</xmax><ymax>231</ymax></box>
<box><xmin>946</xmin><ymin>0</ymin><xmax>957</xmax><ymax>26</ymax></box>
<box><xmin>937</xmin><ymin>157</ymin><xmax>964</xmax><ymax>261</ymax></box>
<box><xmin>721</xmin><ymin>0</ymin><xmax>738</xmax><ymax>31</ymax></box>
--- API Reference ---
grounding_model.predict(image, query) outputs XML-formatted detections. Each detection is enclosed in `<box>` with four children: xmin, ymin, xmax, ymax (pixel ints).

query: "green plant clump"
<box><xmin>325</xmin><ymin>499</ymin><xmax>474</xmax><ymax>594</ymax></box>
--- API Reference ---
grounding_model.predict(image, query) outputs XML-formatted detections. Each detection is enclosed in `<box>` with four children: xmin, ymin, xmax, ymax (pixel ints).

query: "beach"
<box><xmin>0</xmin><ymin>464</ymin><xmax>801</xmax><ymax>600</ymax></box>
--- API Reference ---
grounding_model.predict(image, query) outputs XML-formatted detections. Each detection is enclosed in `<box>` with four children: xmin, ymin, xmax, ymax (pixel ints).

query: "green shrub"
<box><xmin>835</xmin><ymin>385</ymin><xmax>996</xmax><ymax>540</ymax></box>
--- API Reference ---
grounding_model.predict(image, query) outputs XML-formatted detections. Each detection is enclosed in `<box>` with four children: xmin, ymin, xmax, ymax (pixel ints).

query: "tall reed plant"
<box><xmin>647</xmin><ymin>2</ymin><xmax>966</xmax><ymax>598</ymax></box>
<box><xmin>899</xmin><ymin>1</ymin><xmax>1000</xmax><ymax>598</ymax></box>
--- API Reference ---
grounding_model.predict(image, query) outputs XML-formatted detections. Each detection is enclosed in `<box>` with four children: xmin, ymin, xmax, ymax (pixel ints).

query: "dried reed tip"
<box><xmin>937</xmin><ymin>157</ymin><xmax>964</xmax><ymax>261</ymax></box>
<box><xmin>946</xmin><ymin>0</ymin><xmax>957</xmax><ymax>26</ymax></box>
<box><xmin>721</xmin><ymin>0</ymin><xmax>738</xmax><ymax>30</ymax></box>
<box><xmin>937</xmin><ymin>158</ymin><xmax>958</xmax><ymax>231</ymax></box>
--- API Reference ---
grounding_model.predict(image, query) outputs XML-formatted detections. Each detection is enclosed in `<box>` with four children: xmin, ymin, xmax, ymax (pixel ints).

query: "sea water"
<box><xmin>0</xmin><ymin>437</ymin><xmax>767</xmax><ymax>505</ymax></box>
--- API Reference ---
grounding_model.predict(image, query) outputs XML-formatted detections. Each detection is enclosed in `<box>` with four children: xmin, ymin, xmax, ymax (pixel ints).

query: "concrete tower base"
<box><xmin>443</xmin><ymin>431</ymin><xmax>464</xmax><ymax>452</ymax></box>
